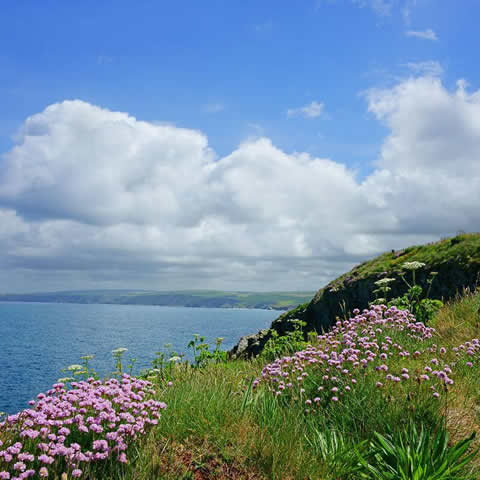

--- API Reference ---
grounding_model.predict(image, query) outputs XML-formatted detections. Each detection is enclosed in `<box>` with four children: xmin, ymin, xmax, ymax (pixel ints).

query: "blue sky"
<box><xmin>3</xmin><ymin>0</ymin><xmax>476</xmax><ymax>170</ymax></box>
<box><xmin>0</xmin><ymin>0</ymin><xmax>479</xmax><ymax>292</ymax></box>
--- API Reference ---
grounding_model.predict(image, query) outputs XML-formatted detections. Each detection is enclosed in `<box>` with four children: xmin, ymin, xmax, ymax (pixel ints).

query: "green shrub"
<box><xmin>261</xmin><ymin>320</ymin><xmax>310</xmax><ymax>361</ymax></box>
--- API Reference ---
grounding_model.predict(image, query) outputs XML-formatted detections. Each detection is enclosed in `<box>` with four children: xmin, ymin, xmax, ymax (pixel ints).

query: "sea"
<box><xmin>0</xmin><ymin>302</ymin><xmax>278</xmax><ymax>414</ymax></box>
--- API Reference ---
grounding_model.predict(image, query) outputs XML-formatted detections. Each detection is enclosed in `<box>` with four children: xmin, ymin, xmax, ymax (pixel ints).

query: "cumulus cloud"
<box><xmin>406</xmin><ymin>29</ymin><xmax>438</xmax><ymax>40</ymax></box>
<box><xmin>364</xmin><ymin>76</ymin><xmax>480</xmax><ymax>232</ymax></box>
<box><xmin>0</xmin><ymin>78</ymin><xmax>479</xmax><ymax>292</ymax></box>
<box><xmin>287</xmin><ymin>101</ymin><xmax>324</xmax><ymax>119</ymax></box>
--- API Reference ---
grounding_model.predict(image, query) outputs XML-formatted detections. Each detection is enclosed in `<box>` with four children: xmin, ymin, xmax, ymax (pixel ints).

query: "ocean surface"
<box><xmin>0</xmin><ymin>302</ymin><xmax>278</xmax><ymax>414</ymax></box>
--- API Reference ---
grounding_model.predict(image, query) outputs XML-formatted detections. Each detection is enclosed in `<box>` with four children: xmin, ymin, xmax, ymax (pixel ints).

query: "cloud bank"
<box><xmin>1</xmin><ymin>75</ymin><xmax>479</xmax><ymax>292</ymax></box>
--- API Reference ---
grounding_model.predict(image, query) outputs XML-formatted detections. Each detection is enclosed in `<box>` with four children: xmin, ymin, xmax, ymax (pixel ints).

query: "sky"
<box><xmin>0</xmin><ymin>0</ymin><xmax>479</xmax><ymax>293</ymax></box>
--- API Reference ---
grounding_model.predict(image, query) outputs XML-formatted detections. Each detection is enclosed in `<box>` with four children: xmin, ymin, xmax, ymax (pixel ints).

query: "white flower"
<box><xmin>65</xmin><ymin>364</ymin><xmax>83</xmax><ymax>371</ymax></box>
<box><xmin>112</xmin><ymin>347</ymin><xmax>128</xmax><ymax>354</ymax></box>
<box><xmin>402</xmin><ymin>261</ymin><xmax>426</xmax><ymax>271</ymax></box>
<box><xmin>374</xmin><ymin>278</ymin><xmax>396</xmax><ymax>286</ymax></box>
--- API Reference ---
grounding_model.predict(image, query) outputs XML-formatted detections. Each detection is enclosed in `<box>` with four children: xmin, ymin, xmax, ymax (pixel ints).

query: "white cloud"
<box><xmin>287</xmin><ymin>101</ymin><xmax>324</xmax><ymax>119</ymax></box>
<box><xmin>406</xmin><ymin>28</ymin><xmax>438</xmax><ymax>40</ymax></box>
<box><xmin>364</xmin><ymin>76</ymin><xmax>480</xmax><ymax>232</ymax></box>
<box><xmin>1</xmin><ymin>79</ymin><xmax>479</xmax><ymax>291</ymax></box>
<box><xmin>403</xmin><ymin>60</ymin><xmax>443</xmax><ymax>77</ymax></box>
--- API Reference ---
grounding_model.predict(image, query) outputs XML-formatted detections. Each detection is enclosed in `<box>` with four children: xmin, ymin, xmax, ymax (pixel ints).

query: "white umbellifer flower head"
<box><xmin>374</xmin><ymin>278</ymin><xmax>396</xmax><ymax>286</ymax></box>
<box><xmin>402</xmin><ymin>261</ymin><xmax>426</xmax><ymax>270</ymax></box>
<box><xmin>80</xmin><ymin>354</ymin><xmax>95</xmax><ymax>360</ymax></box>
<box><xmin>57</xmin><ymin>377</ymin><xmax>74</xmax><ymax>383</ymax></box>
<box><xmin>112</xmin><ymin>347</ymin><xmax>128</xmax><ymax>354</ymax></box>
<box><xmin>168</xmin><ymin>356</ymin><xmax>181</xmax><ymax>363</ymax></box>
<box><xmin>65</xmin><ymin>365</ymin><xmax>83</xmax><ymax>371</ymax></box>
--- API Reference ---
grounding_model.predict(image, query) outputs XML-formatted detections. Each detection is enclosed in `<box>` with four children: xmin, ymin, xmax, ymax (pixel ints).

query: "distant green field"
<box><xmin>0</xmin><ymin>289</ymin><xmax>315</xmax><ymax>310</ymax></box>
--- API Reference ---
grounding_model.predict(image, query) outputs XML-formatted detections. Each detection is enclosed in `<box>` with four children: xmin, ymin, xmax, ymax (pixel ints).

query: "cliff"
<box><xmin>230</xmin><ymin>233</ymin><xmax>480</xmax><ymax>358</ymax></box>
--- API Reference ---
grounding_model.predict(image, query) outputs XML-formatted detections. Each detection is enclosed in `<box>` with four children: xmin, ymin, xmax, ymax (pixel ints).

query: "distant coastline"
<box><xmin>0</xmin><ymin>290</ymin><xmax>315</xmax><ymax>311</ymax></box>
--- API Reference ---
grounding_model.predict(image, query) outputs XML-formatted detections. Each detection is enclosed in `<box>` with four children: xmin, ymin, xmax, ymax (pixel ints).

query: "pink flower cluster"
<box><xmin>0</xmin><ymin>374</ymin><xmax>166</xmax><ymax>479</ymax></box>
<box><xmin>452</xmin><ymin>338</ymin><xmax>480</xmax><ymax>368</ymax></box>
<box><xmin>254</xmin><ymin>305</ymin><xmax>456</xmax><ymax>410</ymax></box>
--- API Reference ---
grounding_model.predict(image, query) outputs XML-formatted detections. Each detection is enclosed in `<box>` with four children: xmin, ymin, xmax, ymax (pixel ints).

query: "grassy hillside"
<box><xmin>328</xmin><ymin>232</ymin><xmax>480</xmax><ymax>290</ymax></box>
<box><xmin>231</xmin><ymin>233</ymin><xmax>480</xmax><ymax>358</ymax></box>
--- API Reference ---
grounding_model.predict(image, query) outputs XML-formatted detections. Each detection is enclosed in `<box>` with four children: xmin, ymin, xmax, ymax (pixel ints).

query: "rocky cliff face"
<box><xmin>230</xmin><ymin>233</ymin><xmax>480</xmax><ymax>358</ymax></box>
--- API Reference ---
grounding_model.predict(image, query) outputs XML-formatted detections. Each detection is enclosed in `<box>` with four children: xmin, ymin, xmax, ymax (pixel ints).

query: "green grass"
<box><xmin>326</xmin><ymin>232</ymin><xmax>480</xmax><ymax>290</ymax></box>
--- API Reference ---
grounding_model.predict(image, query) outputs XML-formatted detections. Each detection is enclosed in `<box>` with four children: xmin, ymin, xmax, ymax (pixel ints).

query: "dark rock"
<box><xmin>229</xmin><ymin>329</ymin><xmax>272</xmax><ymax>359</ymax></box>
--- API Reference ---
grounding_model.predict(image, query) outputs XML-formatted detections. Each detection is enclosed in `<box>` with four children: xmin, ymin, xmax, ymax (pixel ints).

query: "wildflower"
<box><xmin>331</xmin><ymin>396</ymin><xmax>339</xmax><ymax>402</ymax></box>
<box><xmin>13</xmin><ymin>463</ymin><xmax>26</xmax><ymax>473</ymax></box>
<box><xmin>39</xmin><ymin>468</ymin><xmax>48</xmax><ymax>478</ymax></box>
<box><xmin>402</xmin><ymin>261</ymin><xmax>426</xmax><ymax>270</ymax></box>
<box><xmin>71</xmin><ymin>470</ymin><xmax>82</xmax><ymax>478</ymax></box>
<box><xmin>112</xmin><ymin>348</ymin><xmax>128</xmax><ymax>354</ymax></box>
<box><xmin>374</xmin><ymin>278</ymin><xmax>395</xmax><ymax>286</ymax></box>
<box><xmin>65</xmin><ymin>365</ymin><xmax>83</xmax><ymax>372</ymax></box>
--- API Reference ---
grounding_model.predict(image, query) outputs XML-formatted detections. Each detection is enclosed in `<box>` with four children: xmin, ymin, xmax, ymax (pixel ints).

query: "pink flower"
<box><xmin>13</xmin><ymin>462</ymin><xmax>26</xmax><ymax>472</ymax></box>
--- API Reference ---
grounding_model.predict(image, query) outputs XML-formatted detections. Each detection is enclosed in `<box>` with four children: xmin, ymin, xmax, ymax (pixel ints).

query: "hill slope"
<box><xmin>231</xmin><ymin>233</ymin><xmax>480</xmax><ymax>357</ymax></box>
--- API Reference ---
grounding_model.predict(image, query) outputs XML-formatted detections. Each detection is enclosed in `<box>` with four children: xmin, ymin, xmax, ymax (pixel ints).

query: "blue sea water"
<box><xmin>0</xmin><ymin>302</ymin><xmax>278</xmax><ymax>414</ymax></box>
